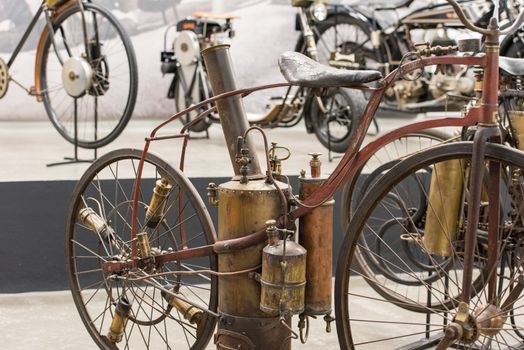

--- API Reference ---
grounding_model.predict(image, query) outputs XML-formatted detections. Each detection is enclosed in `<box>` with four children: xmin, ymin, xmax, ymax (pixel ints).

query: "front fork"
<box><xmin>438</xmin><ymin>125</ymin><xmax>501</xmax><ymax>348</ymax></box>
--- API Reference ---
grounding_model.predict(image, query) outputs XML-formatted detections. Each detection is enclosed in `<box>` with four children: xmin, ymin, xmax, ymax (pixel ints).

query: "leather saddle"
<box><xmin>500</xmin><ymin>57</ymin><xmax>524</xmax><ymax>76</ymax></box>
<box><xmin>278</xmin><ymin>51</ymin><xmax>382</xmax><ymax>88</ymax></box>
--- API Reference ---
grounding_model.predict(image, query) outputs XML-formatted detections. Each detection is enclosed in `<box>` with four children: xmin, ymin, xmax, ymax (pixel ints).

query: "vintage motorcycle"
<box><xmin>160</xmin><ymin>0</ymin><xmax>366</xmax><ymax>153</ymax></box>
<box><xmin>313</xmin><ymin>0</ymin><xmax>521</xmax><ymax>111</ymax></box>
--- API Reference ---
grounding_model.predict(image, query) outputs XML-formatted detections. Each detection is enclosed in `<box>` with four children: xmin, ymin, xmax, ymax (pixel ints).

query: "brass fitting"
<box><xmin>207</xmin><ymin>182</ymin><xmax>219</xmax><ymax>206</ymax></box>
<box><xmin>145</xmin><ymin>178</ymin><xmax>172</xmax><ymax>228</ymax></box>
<box><xmin>107</xmin><ymin>296</ymin><xmax>132</xmax><ymax>343</ymax></box>
<box><xmin>162</xmin><ymin>289</ymin><xmax>203</xmax><ymax>328</ymax></box>
<box><xmin>265</xmin><ymin>219</ymin><xmax>279</xmax><ymax>245</ymax></box>
<box><xmin>78</xmin><ymin>207</ymin><xmax>115</xmax><ymax>243</ymax></box>
<box><xmin>308</xmin><ymin>153</ymin><xmax>322</xmax><ymax>178</ymax></box>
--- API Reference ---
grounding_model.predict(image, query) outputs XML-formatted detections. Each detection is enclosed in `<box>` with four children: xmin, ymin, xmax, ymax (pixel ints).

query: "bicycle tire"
<box><xmin>66</xmin><ymin>149</ymin><xmax>217</xmax><ymax>350</ymax></box>
<box><xmin>39</xmin><ymin>2</ymin><xmax>138</xmax><ymax>148</ymax></box>
<box><xmin>173</xmin><ymin>64</ymin><xmax>213</xmax><ymax>133</ymax></box>
<box><xmin>335</xmin><ymin>141</ymin><xmax>524</xmax><ymax>349</ymax></box>
<box><xmin>309</xmin><ymin>87</ymin><xmax>365</xmax><ymax>153</ymax></box>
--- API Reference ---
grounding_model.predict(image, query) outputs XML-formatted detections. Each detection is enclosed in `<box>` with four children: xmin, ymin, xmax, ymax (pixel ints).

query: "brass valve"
<box><xmin>235</xmin><ymin>136</ymin><xmax>252</xmax><ymax>184</ymax></box>
<box><xmin>308</xmin><ymin>152</ymin><xmax>322</xmax><ymax>178</ymax></box>
<box><xmin>268</xmin><ymin>142</ymin><xmax>291</xmax><ymax>175</ymax></box>
<box><xmin>207</xmin><ymin>182</ymin><xmax>218</xmax><ymax>206</ymax></box>
<box><xmin>265</xmin><ymin>219</ymin><xmax>279</xmax><ymax>245</ymax></box>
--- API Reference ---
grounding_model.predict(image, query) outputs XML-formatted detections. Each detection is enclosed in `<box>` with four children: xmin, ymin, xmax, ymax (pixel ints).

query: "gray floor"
<box><xmin>0</xmin><ymin>113</ymin><xmax>420</xmax><ymax>349</ymax></box>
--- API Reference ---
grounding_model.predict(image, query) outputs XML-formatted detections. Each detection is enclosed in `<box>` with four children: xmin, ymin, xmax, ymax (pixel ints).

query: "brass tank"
<box><xmin>298</xmin><ymin>153</ymin><xmax>334</xmax><ymax>315</ymax></box>
<box><xmin>260</xmin><ymin>220</ymin><xmax>306</xmax><ymax>316</ymax></box>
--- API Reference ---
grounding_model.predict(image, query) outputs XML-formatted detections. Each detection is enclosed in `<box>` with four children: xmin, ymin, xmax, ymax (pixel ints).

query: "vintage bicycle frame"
<box><xmin>100</xmin><ymin>1</ymin><xmax>522</xmax><ymax>337</ymax></box>
<box><xmin>4</xmin><ymin>0</ymin><xmax>89</xmax><ymax>99</ymax></box>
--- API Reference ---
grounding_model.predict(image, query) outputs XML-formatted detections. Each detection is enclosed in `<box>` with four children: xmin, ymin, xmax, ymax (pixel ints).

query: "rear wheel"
<box><xmin>66</xmin><ymin>149</ymin><xmax>217</xmax><ymax>349</ymax></box>
<box><xmin>336</xmin><ymin>142</ymin><xmax>524</xmax><ymax>349</ymax></box>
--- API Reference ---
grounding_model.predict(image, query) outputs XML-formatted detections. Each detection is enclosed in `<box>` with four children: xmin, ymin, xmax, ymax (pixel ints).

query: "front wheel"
<box><xmin>66</xmin><ymin>149</ymin><xmax>217</xmax><ymax>349</ymax></box>
<box><xmin>335</xmin><ymin>142</ymin><xmax>524</xmax><ymax>349</ymax></box>
<box><xmin>39</xmin><ymin>2</ymin><xmax>138</xmax><ymax>148</ymax></box>
<box><xmin>308</xmin><ymin>87</ymin><xmax>365</xmax><ymax>153</ymax></box>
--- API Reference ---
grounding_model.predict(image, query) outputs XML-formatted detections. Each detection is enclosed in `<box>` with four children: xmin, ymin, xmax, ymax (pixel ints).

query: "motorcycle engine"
<box><xmin>173</xmin><ymin>30</ymin><xmax>200</xmax><ymax>66</ymax></box>
<box><xmin>428</xmin><ymin>73</ymin><xmax>475</xmax><ymax>100</ymax></box>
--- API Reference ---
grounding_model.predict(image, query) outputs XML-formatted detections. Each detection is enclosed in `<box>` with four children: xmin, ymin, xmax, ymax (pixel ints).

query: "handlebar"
<box><xmin>444</xmin><ymin>0</ymin><xmax>524</xmax><ymax>37</ymax></box>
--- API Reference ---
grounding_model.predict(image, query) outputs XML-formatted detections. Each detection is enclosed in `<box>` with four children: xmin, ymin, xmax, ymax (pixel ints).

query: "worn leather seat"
<box><xmin>500</xmin><ymin>56</ymin><xmax>524</xmax><ymax>76</ymax></box>
<box><xmin>278</xmin><ymin>51</ymin><xmax>383</xmax><ymax>88</ymax></box>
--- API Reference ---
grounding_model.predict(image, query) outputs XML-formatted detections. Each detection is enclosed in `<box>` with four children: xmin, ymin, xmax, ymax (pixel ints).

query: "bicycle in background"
<box><xmin>0</xmin><ymin>0</ymin><xmax>138</xmax><ymax>149</ymax></box>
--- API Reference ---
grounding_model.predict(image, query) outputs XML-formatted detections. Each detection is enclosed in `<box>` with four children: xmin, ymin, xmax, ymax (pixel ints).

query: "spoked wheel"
<box><xmin>174</xmin><ymin>63</ymin><xmax>213</xmax><ymax>133</ymax></box>
<box><xmin>313</xmin><ymin>14</ymin><xmax>382</xmax><ymax>72</ymax></box>
<box><xmin>66</xmin><ymin>149</ymin><xmax>217</xmax><ymax>349</ymax></box>
<box><xmin>340</xmin><ymin>130</ymin><xmax>452</xmax><ymax>230</ymax></box>
<box><xmin>335</xmin><ymin>142</ymin><xmax>524</xmax><ymax>349</ymax></box>
<box><xmin>39</xmin><ymin>2</ymin><xmax>138</xmax><ymax>148</ymax></box>
<box><xmin>309</xmin><ymin>87</ymin><xmax>365</xmax><ymax>153</ymax></box>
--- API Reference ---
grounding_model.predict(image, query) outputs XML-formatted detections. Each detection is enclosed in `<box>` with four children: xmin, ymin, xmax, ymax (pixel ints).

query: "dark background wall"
<box><xmin>0</xmin><ymin>177</ymin><xmax>344</xmax><ymax>293</ymax></box>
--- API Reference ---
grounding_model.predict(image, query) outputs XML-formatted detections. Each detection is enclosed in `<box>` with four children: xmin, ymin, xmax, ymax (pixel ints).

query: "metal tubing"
<box><xmin>202</xmin><ymin>44</ymin><xmax>263</xmax><ymax>178</ymax></box>
<box><xmin>460</xmin><ymin>126</ymin><xmax>500</xmax><ymax>302</ymax></box>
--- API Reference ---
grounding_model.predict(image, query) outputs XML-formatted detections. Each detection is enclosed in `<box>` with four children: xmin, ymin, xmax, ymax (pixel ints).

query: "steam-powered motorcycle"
<box><xmin>160</xmin><ymin>0</ymin><xmax>366</xmax><ymax>153</ymax></box>
<box><xmin>314</xmin><ymin>0</ymin><xmax>521</xmax><ymax>111</ymax></box>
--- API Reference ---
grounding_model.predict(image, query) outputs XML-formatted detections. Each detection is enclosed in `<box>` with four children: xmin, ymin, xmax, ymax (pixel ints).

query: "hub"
<box><xmin>0</xmin><ymin>57</ymin><xmax>9</xmax><ymax>99</ymax></box>
<box><xmin>474</xmin><ymin>303</ymin><xmax>507</xmax><ymax>337</ymax></box>
<box><xmin>61</xmin><ymin>57</ymin><xmax>93</xmax><ymax>97</ymax></box>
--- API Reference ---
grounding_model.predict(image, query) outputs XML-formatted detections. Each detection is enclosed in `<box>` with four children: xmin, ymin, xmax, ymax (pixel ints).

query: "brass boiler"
<box><xmin>202</xmin><ymin>44</ymin><xmax>293</xmax><ymax>349</ymax></box>
<box><xmin>298</xmin><ymin>153</ymin><xmax>334</xmax><ymax>316</ymax></box>
<box><xmin>215</xmin><ymin>179</ymin><xmax>293</xmax><ymax>350</ymax></box>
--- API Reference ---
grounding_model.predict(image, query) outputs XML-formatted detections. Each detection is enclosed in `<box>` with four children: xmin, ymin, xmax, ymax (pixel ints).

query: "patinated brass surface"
<box><xmin>260</xmin><ymin>238</ymin><xmax>306</xmax><ymax>315</ymax></box>
<box><xmin>299</xmin><ymin>176</ymin><xmax>334</xmax><ymax>315</ymax></box>
<box><xmin>423</xmin><ymin>159</ymin><xmax>464</xmax><ymax>256</ymax></box>
<box><xmin>145</xmin><ymin>178</ymin><xmax>172</xmax><ymax>227</ymax></box>
<box><xmin>217</xmin><ymin>179</ymin><xmax>289</xmax><ymax>317</ymax></box>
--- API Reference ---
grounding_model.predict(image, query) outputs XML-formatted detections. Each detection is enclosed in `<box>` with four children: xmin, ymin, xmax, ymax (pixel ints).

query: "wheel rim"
<box><xmin>67</xmin><ymin>150</ymin><xmax>217</xmax><ymax>349</ymax></box>
<box><xmin>41</xmin><ymin>3</ymin><xmax>137</xmax><ymax>148</ymax></box>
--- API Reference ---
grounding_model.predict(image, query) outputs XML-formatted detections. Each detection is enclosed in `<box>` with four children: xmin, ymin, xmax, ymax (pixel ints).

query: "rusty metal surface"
<box><xmin>260</xmin><ymin>239</ymin><xmax>306</xmax><ymax>316</ymax></box>
<box><xmin>215</xmin><ymin>313</ymin><xmax>292</xmax><ymax>350</ymax></box>
<box><xmin>299</xmin><ymin>176</ymin><xmax>334</xmax><ymax>315</ymax></box>
<box><xmin>202</xmin><ymin>44</ymin><xmax>263</xmax><ymax>178</ymax></box>
<box><xmin>217</xmin><ymin>179</ymin><xmax>289</xmax><ymax>317</ymax></box>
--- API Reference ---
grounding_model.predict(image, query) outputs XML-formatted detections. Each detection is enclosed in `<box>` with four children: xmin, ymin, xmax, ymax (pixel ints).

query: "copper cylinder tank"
<box><xmin>216</xmin><ymin>178</ymin><xmax>292</xmax><ymax>349</ymax></box>
<box><xmin>509</xmin><ymin>110</ymin><xmax>524</xmax><ymax>150</ymax></box>
<box><xmin>298</xmin><ymin>160</ymin><xmax>334</xmax><ymax>316</ymax></box>
<box><xmin>423</xmin><ymin>159</ymin><xmax>464</xmax><ymax>256</ymax></box>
